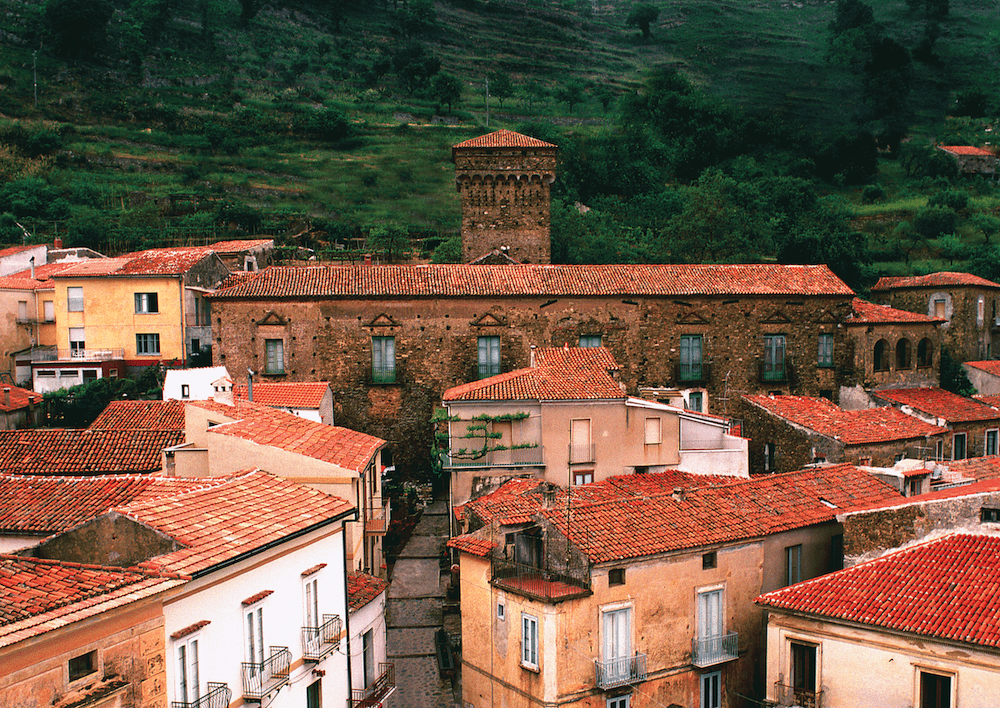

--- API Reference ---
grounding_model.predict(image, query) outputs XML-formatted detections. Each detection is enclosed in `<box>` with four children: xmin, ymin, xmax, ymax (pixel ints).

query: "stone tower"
<box><xmin>452</xmin><ymin>129</ymin><xmax>557</xmax><ymax>264</ymax></box>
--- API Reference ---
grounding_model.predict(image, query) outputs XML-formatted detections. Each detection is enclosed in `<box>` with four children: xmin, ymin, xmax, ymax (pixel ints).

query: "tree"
<box><xmin>392</xmin><ymin>42</ymin><xmax>441</xmax><ymax>95</ymax></box>
<box><xmin>431</xmin><ymin>72</ymin><xmax>462</xmax><ymax>113</ymax></box>
<box><xmin>488</xmin><ymin>70</ymin><xmax>514</xmax><ymax>109</ymax></box>
<box><xmin>940</xmin><ymin>348</ymin><xmax>975</xmax><ymax>396</ymax></box>
<box><xmin>239</xmin><ymin>0</ymin><xmax>260</xmax><ymax>26</ymax></box>
<box><xmin>555</xmin><ymin>80</ymin><xmax>587</xmax><ymax>114</ymax></box>
<box><xmin>626</xmin><ymin>5</ymin><xmax>659</xmax><ymax>40</ymax></box>
<box><xmin>365</xmin><ymin>223</ymin><xmax>409</xmax><ymax>261</ymax></box>
<box><xmin>43</xmin><ymin>0</ymin><xmax>114</xmax><ymax>59</ymax></box>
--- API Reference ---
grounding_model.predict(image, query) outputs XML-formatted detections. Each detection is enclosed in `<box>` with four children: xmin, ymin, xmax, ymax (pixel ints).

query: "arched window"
<box><xmin>874</xmin><ymin>339</ymin><xmax>890</xmax><ymax>372</ymax></box>
<box><xmin>896</xmin><ymin>338</ymin><xmax>912</xmax><ymax>369</ymax></box>
<box><xmin>917</xmin><ymin>338</ymin><xmax>934</xmax><ymax>368</ymax></box>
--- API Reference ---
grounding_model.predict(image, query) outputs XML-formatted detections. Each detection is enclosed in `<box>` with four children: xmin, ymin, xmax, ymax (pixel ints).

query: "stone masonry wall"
<box><xmin>846</xmin><ymin>321</ymin><xmax>940</xmax><ymax>390</ymax></box>
<box><xmin>213</xmin><ymin>292</ymin><xmax>855</xmax><ymax>477</ymax></box>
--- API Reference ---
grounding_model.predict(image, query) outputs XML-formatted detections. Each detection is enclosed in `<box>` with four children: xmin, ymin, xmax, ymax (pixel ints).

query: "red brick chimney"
<box><xmin>54</xmin><ymin>237</ymin><xmax>63</xmax><ymax>249</ymax></box>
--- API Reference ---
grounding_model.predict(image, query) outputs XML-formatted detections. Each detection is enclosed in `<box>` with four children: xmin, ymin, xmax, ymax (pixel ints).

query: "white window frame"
<box><xmin>304</xmin><ymin>576</ymin><xmax>319</xmax><ymax>629</ymax></box>
<box><xmin>601</xmin><ymin>603</ymin><xmax>633</xmax><ymax>682</ymax></box>
<box><xmin>372</xmin><ymin>336</ymin><xmax>396</xmax><ymax>383</ymax></box>
<box><xmin>478</xmin><ymin>336</ymin><xmax>501</xmax><ymax>379</ymax></box>
<box><xmin>67</xmin><ymin>286</ymin><xmax>83</xmax><ymax>312</ymax></box>
<box><xmin>916</xmin><ymin>667</ymin><xmax>955</xmax><ymax>708</ymax></box>
<box><xmin>521</xmin><ymin>612</ymin><xmax>538</xmax><ymax>670</ymax></box>
<box><xmin>175</xmin><ymin>634</ymin><xmax>201</xmax><ymax>705</ymax></box>
<box><xmin>644</xmin><ymin>417</ymin><xmax>661</xmax><ymax>445</ymax></box>
<box><xmin>573</xmin><ymin>470</ymin><xmax>594</xmax><ymax>486</ymax></box>
<box><xmin>69</xmin><ymin>327</ymin><xmax>85</xmax><ymax>357</ymax></box>
<box><xmin>701</xmin><ymin>671</ymin><xmax>721</xmax><ymax>708</ymax></box>
<box><xmin>265</xmin><ymin>339</ymin><xmax>285</xmax><ymax>374</ymax></box>
<box><xmin>245</xmin><ymin>603</ymin><xmax>265</xmax><ymax>669</ymax></box>
<box><xmin>607</xmin><ymin>696</ymin><xmax>630</xmax><ymax>708</ymax></box>
<box><xmin>136</xmin><ymin>333</ymin><xmax>160</xmax><ymax>356</ymax></box>
<box><xmin>697</xmin><ymin>586</ymin><xmax>724</xmax><ymax>641</ymax></box>
<box><xmin>987</xmin><ymin>429</ymin><xmax>998</xmax><ymax>457</ymax></box>
<box><xmin>134</xmin><ymin>292</ymin><xmax>159</xmax><ymax>314</ymax></box>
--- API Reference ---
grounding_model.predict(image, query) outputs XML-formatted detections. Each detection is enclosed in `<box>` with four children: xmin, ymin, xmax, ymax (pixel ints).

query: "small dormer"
<box><xmin>212</xmin><ymin>375</ymin><xmax>234</xmax><ymax>404</ymax></box>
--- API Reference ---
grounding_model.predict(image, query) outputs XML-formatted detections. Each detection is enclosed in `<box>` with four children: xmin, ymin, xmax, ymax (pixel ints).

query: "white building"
<box><xmin>163</xmin><ymin>365</ymin><xmax>231</xmax><ymax>401</ymax></box>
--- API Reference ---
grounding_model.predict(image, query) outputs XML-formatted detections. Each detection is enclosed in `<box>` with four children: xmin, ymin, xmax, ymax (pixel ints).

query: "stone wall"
<box><xmin>845</xmin><ymin>320</ymin><xmax>940</xmax><ymax>392</ymax></box>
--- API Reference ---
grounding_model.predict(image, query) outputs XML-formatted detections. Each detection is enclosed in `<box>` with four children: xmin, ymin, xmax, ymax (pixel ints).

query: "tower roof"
<box><xmin>453</xmin><ymin>129</ymin><xmax>557</xmax><ymax>150</ymax></box>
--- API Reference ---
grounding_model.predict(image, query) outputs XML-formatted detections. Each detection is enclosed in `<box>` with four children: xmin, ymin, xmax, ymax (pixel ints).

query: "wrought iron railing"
<box><xmin>302</xmin><ymin>614</ymin><xmax>342</xmax><ymax>662</ymax></box>
<box><xmin>676</xmin><ymin>361</ymin><xmax>711</xmax><ymax>384</ymax></box>
<box><xmin>477</xmin><ymin>363</ymin><xmax>500</xmax><ymax>379</ymax></box>
<box><xmin>349</xmin><ymin>663</ymin><xmax>395</xmax><ymax>708</ymax></box>
<box><xmin>569</xmin><ymin>443</ymin><xmax>596</xmax><ymax>464</ymax></box>
<box><xmin>170</xmin><ymin>682</ymin><xmax>231</xmax><ymax>708</ymax></box>
<box><xmin>491</xmin><ymin>558</ymin><xmax>591</xmax><ymax>601</ymax></box>
<box><xmin>441</xmin><ymin>445</ymin><xmax>544</xmax><ymax>468</ymax></box>
<box><xmin>595</xmin><ymin>652</ymin><xmax>647</xmax><ymax>689</ymax></box>
<box><xmin>692</xmin><ymin>631</ymin><xmax>738</xmax><ymax>667</ymax></box>
<box><xmin>241</xmin><ymin>646</ymin><xmax>290</xmax><ymax>700</ymax></box>
<box><xmin>365</xmin><ymin>503</ymin><xmax>389</xmax><ymax>535</ymax></box>
<box><xmin>759</xmin><ymin>358</ymin><xmax>791</xmax><ymax>382</ymax></box>
<box><xmin>774</xmin><ymin>682</ymin><xmax>823</xmax><ymax>708</ymax></box>
<box><xmin>371</xmin><ymin>363</ymin><xmax>396</xmax><ymax>384</ymax></box>
<box><xmin>58</xmin><ymin>348</ymin><xmax>124</xmax><ymax>361</ymax></box>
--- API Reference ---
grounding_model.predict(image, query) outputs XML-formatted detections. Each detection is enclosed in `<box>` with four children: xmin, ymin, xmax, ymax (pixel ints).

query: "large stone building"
<box><xmin>208</xmin><ymin>263</ymin><xmax>860</xmax><ymax>475</ymax></box>
<box><xmin>454</xmin><ymin>129</ymin><xmax>557</xmax><ymax>264</ymax></box>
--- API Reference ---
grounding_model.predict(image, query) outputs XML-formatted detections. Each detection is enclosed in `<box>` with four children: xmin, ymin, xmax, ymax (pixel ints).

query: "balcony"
<box><xmin>758</xmin><ymin>358</ymin><xmax>791</xmax><ymax>383</ymax></box>
<box><xmin>569</xmin><ymin>443</ymin><xmax>596</xmax><ymax>465</ymax></box>
<box><xmin>302</xmin><ymin>614</ymin><xmax>342</xmax><ymax>662</ymax></box>
<box><xmin>478</xmin><ymin>364</ymin><xmax>501</xmax><ymax>380</ymax></box>
<box><xmin>774</xmin><ymin>683</ymin><xmax>823</xmax><ymax>708</ymax></box>
<box><xmin>365</xmin><ymin>503</ymin><xmax>390</xmax><ymax>535</ymax></box>
<box><xmin>676</xmin><ymin>361</ymin><xmax>711</xmax><ymax>384</ymax></box>
<box><xmin>441</xmin><ymin>445</ymin><xmax>544</xmax><ymax>469</ymax></box>
<box><xmin>185</xmin><ymin>314</ymin><xmax>213</xmax><ymax>327</ymax></box>
<box><xmin>595</xmin><ymin>652</ymin><xmax>648</xmax><ymax>690</ymax></box>
<box><xmin>691</xmin><ymin>631</ymin><xmax>738</xmax><ymax>667</ymax></box>
<box><xmin>370</xmin><ymin>364</ymin><xmax>396</xmax><ymax>384</ymax></box>
<box><xmin>171</xmin><ymin>682</ymin><xmax>231</xmax><ymax>708</ymax></box>
<box><xmin>491</xmin><ymin>558</ymin><xmax>591</xmax><ymax>602</ymax></box>
<box><xmin>350</xmin><ymin>663</ymin><xmax>396</xmax><ymax>708</ymax></box>
<box><xmin>57</xmin><ymin>348</ymin><xmax>124</xmax><ymax>362</ymax></box>
<box><xmin>241</xmin><ymin>646</ymin><xmax>291</xmax><ymax>701</ymax></box>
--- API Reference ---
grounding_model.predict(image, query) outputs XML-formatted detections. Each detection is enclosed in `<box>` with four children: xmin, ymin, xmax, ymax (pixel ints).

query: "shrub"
<box><xmin>913</xmin><ymin>205</ymin><xmax>958</xmax><ymax>240</ymax></box>
<box><xmin>928</xmin><ymin>189</ymin><xmax>969</xmax><ymax>211</ymax></box>
<box><xmin>861</xmin><ymin>184</ymin><xmax>885</xmax><ymax>204</ymax></box>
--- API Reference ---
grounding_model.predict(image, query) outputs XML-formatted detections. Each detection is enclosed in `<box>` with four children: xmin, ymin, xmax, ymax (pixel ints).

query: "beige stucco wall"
<box><xmin>965</xmin><ymin>364</ymin><xmax>1000</xmax><ymax>396</ymax></box>
<box><xmin>761</xmin><ymin>523</ymin><xmax>843</xmax><ymax>595</ymax></box>
<box><xmin>764</xmin><ymin>610</ymin><xmax>1000</xmax><ymax>707</ymax></box>
<box><xmin>0</xmin><ymin>288</ymin><xmax>37</xmax><ymax>377</ymax></box>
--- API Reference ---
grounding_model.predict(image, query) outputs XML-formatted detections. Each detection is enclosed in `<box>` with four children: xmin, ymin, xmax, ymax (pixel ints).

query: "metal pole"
<box><xmin>485</xmin><ymin>75</ymin><xmax>490</xmax><ymax>129</ymax></box>
<box><xmin>32</xmin><ymin>51</ymin><xmax>37</xmax><ymax>108</ymax></box>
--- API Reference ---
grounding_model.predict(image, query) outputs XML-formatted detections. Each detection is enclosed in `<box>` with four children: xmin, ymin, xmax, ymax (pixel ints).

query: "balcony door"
<box><xmin>698</xmin><ymin>589</ymin><xmax>723</xmax><ymax>641</ymax></box>
<box><xmin>571</xmin><ymin>418</ymin><xmax>592</xmax><ymax>464</ymax></box>
<box><xmin>603</xmin><ymin>607</ymin><xmax>632</xmax><ymax>682</ymax></box>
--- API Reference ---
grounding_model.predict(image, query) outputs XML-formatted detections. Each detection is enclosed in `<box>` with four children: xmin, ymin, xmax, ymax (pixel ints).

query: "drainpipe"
<box><xmin>247</xmin><ymin>369</ymin><xmax>254</xmax><ymax>401</ymax></box>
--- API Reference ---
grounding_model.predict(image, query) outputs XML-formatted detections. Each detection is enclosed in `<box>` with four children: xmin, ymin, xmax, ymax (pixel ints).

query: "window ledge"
<box><xmin>520</xmin><ymin>662</ymin><xmax>540</xmax><ymax>674</ymax></box>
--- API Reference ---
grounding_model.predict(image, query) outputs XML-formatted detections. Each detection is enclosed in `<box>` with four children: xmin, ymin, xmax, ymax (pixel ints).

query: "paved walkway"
<box><xmin>387</xmin><ymin>500</ymin><xmax>461</xmax><ymax>708</ymax></box>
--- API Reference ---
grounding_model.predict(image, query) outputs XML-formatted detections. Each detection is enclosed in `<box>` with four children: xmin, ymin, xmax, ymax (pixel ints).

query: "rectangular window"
<box><xmin>607</xmin><ymin>696</ymin><xmax>630</xmax><ymax>708</ymax></box>
<box><xmin>817</xmin><ymin>334</ymin><xmax>834</xmax><ymax>367</ymax></box>
<box><xmin>791</xmin><ymin>642</ymin><xmax>817</xmax><ymax>694</ymax></box>
<box><xmin>608</xmin><ymin>568</ymin><xmax>625</xmax><ymax>586</ymax></box>
<box><xmin>785</xmin><ymin>544</ymin><xmax>802</xmax><ymax>586</ymax></box>
<box><xmin>644</xmin><ymin>418</ymin><xmax>661</xmax><ymax>445</ymax></box>
<box><xmin>478</xmin><ymin>336</ymin><xmax>500</xmax><ymax>379</ymax></box>
<box><xmin>988</xmin><ymin>429</ymin><xmax>998</xmax><ymax>457</ymax></box>
<box><xmin>134</xmin><ymin>292</ymin><xmax>159</xmax><ymax>313</ymax></box>
<box><xmin>265</xmin><ymin>339</ymin><xmax>284</xmax><ymax>374</ymax></box>
<box><xmin>497</xmin><ymin>602</ymin><xmax>505</xmax><ymax>620</ymax></box>
<box><xmin>362</xmin><ymin>628</ymin><xmax>374</xmax><ymax>688</ymax></box>
<box><xmin>603</xmin><ymin>607</ymin><xmax>632</xmax><ymax>680</ymax></box>
<box><xmin>688</xmin><ymin>391</ymin><xmax>703</xmax><ymax>413</ymax></box>
<box><xmin>703</xmin><ymin>551</ymin><xmax>717</xmax><ymax>570</ymax></box>
<box><xmin>304</xmin><ymin>577</ymin><xmax>319</xmax><ymax>629</ymax></box>
<box><xmin>17</xmin><ymin>300</ymin><xmax>27</xmax><ymax>321</ymax></box>
<box><xmin>829</xmin><ymin>534</ymin><xmax>844</xmax><ymax>572</ymax></box>
<box><xmin>573</xmin><ymin>470</ymin><xmax>594</xmax><ymax>485</ymax></box>
<box><xmin>44</xmin><ymin>300</ymin><xmax>54</xmax><ymax>322</ymax></box>
<box><xmin>69</xmin><ymin>327</ymin><xmax>85</xmax><ymax>357</ymax></box>
<box><xmin>136</xmin><ymin>333</ymin><xmax>161</xmax><ymax>355</ymax></box>
<box><xmin>764</xmin><ymin>442</ymin><xmax>776</xmax><ymax>473</ymax></box>
<box><xmin>176</xmin><ymin>638</ymin><xmax>200</xmax><ymax>704</ymax></box>
<box><xmin>570</xmin><ymin>418</ymin><xmax>593</xmax><ymax>464</ymax></box>
<box><xmin>680</xmin><ymin>334</ymin><xmax>703</xmax><ymax>381</ymax></box>
<box><xmin>246</xmin><ymin>606</ymin><xmax>264</xmax><ymax>668</ymax></box>
<box><xmin>82</xmin><ymin>370</ymin><xmax>97</xmax><ymax>382</ymax></box>
<box><xmin>181</xmin><ymin>384</ymin><xmax>190</xmax><ymax>399</ymax></box>
<box><xmin>763</xmin><ymin>335</ymin><xmax>786</xmax><ymax>381</ymax></box>
<box><xmin>701</xmin><ymin>671</ymin><xmax>721</xmax><ymax>708</ymax></box>
<box><xmin>920</xmin><ymin>671</ymin><xmax>951</xmax><ymax>708</ymax></box>
<box><xmin>60</xmin><ymin>370</ymin><xmax>79</xmax><ymax>378</ymax></box>
<box><xmin>981</xmin><ymin>507</ymin><xmax>1000</xmax><ymax>523</ymax></box>
<box><xmin>306</xmin><ymin>680</ymin><xmax>321</xmax><ymax>708</ymax></box>
<box><xmin>579</xmin><ymin>334</ymin><xmax>602</xmax><ymax>347</ymax></box>
<box><xmin>67</xmin><ymin>286</ymin><xmax>83</xmax><ymax>312</ymax></box>
<box><xmin>521</xmin><ymin>613</ymin><xmax>538</xmax><ymax>669</ymax></box>
<box><xmin>372</xmin><ymin>336</ymin><xmax>396</xmax><ymax>383</ymax></box>
<box><xmin>698</xmin><ymin>589</ymin><xmax>723</xmax><ymax>641</ymax></box>
<box><xmin>68</xmin><ymin>650</ymin><xmax>97</xmax><ymax>682</ymax></box>
<box><xmin>37</xmin><ymin>370</ymin><xmax>55</xmax><ymax>378</ymax></box>
<box><xmin>953</xmin><ymin>433</ymin><xmax>967</xmax><ymax>461</ymax></box>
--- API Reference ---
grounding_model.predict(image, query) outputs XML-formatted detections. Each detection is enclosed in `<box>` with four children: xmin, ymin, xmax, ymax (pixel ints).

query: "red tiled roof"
<box><xmin>939</xmin><ymin>455</ymin><xmax>1000</xmax><ymax>482</ymax></box>
<box><xmin>0</xmin><ymin>429</ymin><xmax>183</xmax><ymax>475</ymax></box>
<box><xmin>976</xmin><ymin>394</ymin><xmax>1000</xmax><ymax>409</ymax></box>
<box><xmin>0</xmin><ymin>244</ymin><xmax>39</xmax><ymax>259</ymax></box>
<box><xmin>873</xmin><ymin>387</ymin><xmax>1000</xmax><ymax>423</ymax></box>
<box><xmin>446</xmin><ymin>534</ymin><xmax>495</xmax><ymax>557</ymax></box>
<box><xmin>453</xmin><ymin>129</ymin><xmax>556</xmax><ymax>149</ymax></box>
<box><xmin>454</xmin><ymin>465</ymin><xmax>901</xmax><ymax>563</ymax></box>
<box><xmin>0</xmin><ymin>385</ymin><xmax>41</xmax><ymax>413</ymax></box>
<box><xmin>54</xmin><ymin>247</ymin><xmax>218</xmax><ymax>278</ymax></box>
<box><xmin>967</xmin><ymin>361</ymin><xmax>1000</xmax><ymax>377</ymax></box>
<box><xmin>744</xmin><ymin>395</ymin><xmax>947</xmax><ymax>444</ymax></box>
<box><xmin>872</xmin><ymin>272</ymin><xmax>1000</xmax><ymax>291</ymax></box>
<box><xmin>444</xmin><ymin>347</ymin><xmax>623</xmax><ymax>401</ymax></box>
<box><xmin>938</xmin><ymin>145</ymin><xmax>995</xmax><ymax>156</ymax></box>
<box><xmin>205</xmin><ymin>239</ymin><xmax>273</xmax><ymax>252</ymax></box>
<box><xmin>0</xmin><ymin>473</ymin><xmax>225</xmax><ymax>534</ymax></box>
<box><xmin>0</xmin><ymin>262</ymin><xmax>81</xmax><ymax>291</ymax></box>
<box><xmin>209</xmin><ymin>264</ymin><xmax>854</xmax><ymax>300</ymax></box>
<box><xmin>234</xmin><ymin>382</ymin><xmax>330</xmax><ymax>409</ymax></box>
<box><xmin>347</xmin><ymin>571</ymin><xmax>389</xmax><ymax>611</ymax></box>
<box><xmin>118</xmin><ymin>469</ymin><xmax>354</xmax><ymax>576</ymax></box>
<box><xmin>757</xmin><ymin>533</ymin><xmax>1000</xmax><ymax>648</ymax></box>
<box><xmin>190</xmin><ymin>400</ymin><xmax>383</xmax><ymax>472</ymax></box>
<box><xmin>846</xmin><ymin>298</ymin><xmax>943</xmax><ymax>324</ymax></box>
<box><xmin>89</xmin><ymin>400</ymin><xmax>185</xmax><ymax>431</ymax></box>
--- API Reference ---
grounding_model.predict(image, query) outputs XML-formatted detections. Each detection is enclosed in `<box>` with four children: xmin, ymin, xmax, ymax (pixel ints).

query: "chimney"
<box><xmin>4</xmin><ymin>388</ymin><xmax>9</xmax><ymax>408</ymax></box>
<box><xmin>541</xmin><ymin>486</ymin><xmax>556</xmax><ymax>508</ymax></box>
<box><xmin>672</xmin><ymin>487</ymin><xmax>685</xmax><ymax>502</ymax></box>
<box><xmin>247</xmin><ymin>369</ymin><xmax>254</xmax><ymax>402</ymax></box>
<box><xmin>53</xmin><ymin>237</ymin><xmax>62</xmax><ymax>249</ymax></box>
<box><xmin>530</xmin><ymin>345</ymin><xmax>537</xmax><ymax>368</ymax></box>
<box><xmin>29</xmin><ymin>256</ymin><xmax>34</xmax><ymax>279</ymax></box>
<box><xmin>364</xmin><ymin>254</ymin><xmax>372</xmax><ymax>266</ymax></box>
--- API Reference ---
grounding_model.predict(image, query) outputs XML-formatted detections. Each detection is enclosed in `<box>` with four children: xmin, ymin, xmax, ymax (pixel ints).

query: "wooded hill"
<box><xmin>0</xmin><ymin>0</ymin><xmax>998</xmax><ymax>292</ymax></box>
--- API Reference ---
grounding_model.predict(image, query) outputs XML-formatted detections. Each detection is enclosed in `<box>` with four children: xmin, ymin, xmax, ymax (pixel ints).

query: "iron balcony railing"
<box><xmin>569</xmin><ymin>443</ymin><xmax>596</xmax><ymax>464</ymax></box>
<box><xmin>595</xmin><ymin>652</ymin><xmax>648</xmax><ymax>690</ymax></box>
<box><xmin>441</xmin><ymin>445</ymin><xmax>544</xmax><ymax>468</ymax></box>
<box><xmin>478</xmin><ymin>363</ymin><xmax>500</xmax><ymax>380</ymax></box>
<box><xmin>365</xmin><ymin>502</ymin><xmax>390</xmax><ymax>535</ymax></box>
<box><xmin>676</xmin><ymin>361</ymin><xmax>711</xmax><ymax>384</ymax></box>
<box><xmin>371</xmin><ymin>363</ymin><xmax>396</xmax><ymax>384</ymax></box>
<box><xmin>692</xmin><ymin>631</ymin><xmax>738</xmax><ymax>667</ymax></box>
<box><xmin>302</xmin><ymin>614</ymin><xmax>342</xmax><ymax>662</ymax></box>
<box><xmin>350</xmin><ymin>662</ymin><xmax>396</xmax><ymax>708</ymax></box>
<box><xmin>59</xmin><ymin>348</ymin><xmax>124</xmax><ymax>361</ymax></box>
<box><xmin>759</xmin><ymin>358</ymin><xmax>790</xmax><ymax>383</ymax></box>
<box><xmin>170</xmin><ymin>682</ymin><xmax>231</xmax><ymax>708</ymax></box>
<box><xmin>774</xmin><ymin>682</ymin><xmax>823</xmax><ymax>708</ymax></box>
<box><xmin>241</xmin><ymin>646</ymin><xmax>291</xmax><ymax>700</ymax></box>
<box><xmin>491</xmin><ymin>558</ymin><xmax>591</xmax><ymax>602</ymax></box>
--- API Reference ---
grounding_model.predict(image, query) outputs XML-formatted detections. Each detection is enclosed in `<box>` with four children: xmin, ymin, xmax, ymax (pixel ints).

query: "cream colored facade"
<box><xmin>763</xmin><ymin>610</ymin><xmax>1000</xmax><ymax>708</ymax></box>
<box><xmin>446</xmin><ymin>397</ymin><xmax>746</xmax><ymax>508</ymax></box>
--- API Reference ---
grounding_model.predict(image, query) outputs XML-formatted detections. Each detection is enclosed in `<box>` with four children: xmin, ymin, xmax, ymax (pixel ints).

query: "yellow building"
<box><xmin>51</xmin><ymin>247</ymin><xmax>228</xmax><ymax>367</ymax></box>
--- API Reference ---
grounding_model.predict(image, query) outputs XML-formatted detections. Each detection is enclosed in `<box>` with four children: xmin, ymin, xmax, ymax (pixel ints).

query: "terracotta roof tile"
<box><xmin>234</xmin><ymin>382</ymin><xmax>330</xmax><ymax>409</ymax></box>
<box><xmin>0</xmin><ymin>244</ymin><xmax>39</xmax><ymax>259</ymax></box>
<box><xmin>846</xmin><ymin>298</ymin><xmax>943</xmax><ymax>324</ymax></box>
<box><xmin>0</xmin><ymin>473</ymin><xmax>225</xmax><ymax>534</ymax></box>
<box><xmin>873</xmin><ymin>387</ymin><xmax>1000</xmax><ymax>423</ymax></box>
<box><xmin>872</xmin><ymin>272</ymin><xmax>1000</xmax><ymax>291</ymax></box>
<box><xmin>757</xmin><ymin>533</ymin><xmax>1000</xmax><ymax>648</ymax></box>
<box><xmin>209</xmin><ymin>264</ymin><xmax>854</xmax><ymax>300</ymax></box>
<box><xmin>89</xmin><ymin>400</ymin><xmax>185</xmax><ymax>431</ymax></box>
<box><xmin>0</xmin><ymin>385</ymin><xmax>42</xmax><ymax>413</ymax></box>
<box><xmin>242</xmin><ymin>589</ymin><xmax>274</xmax><ymax>605</ymax></box>
<box><xmin>347</xmin><ymin>572</ymin><xmax>388</xmax><ymax>611</ymax></box>
<box><xmin>938</xmin><ymin>455</ymin><xmax>1000</xmax><ymax>482</ymax></box>
<box><xmin>0</xmin><ymin>429</ymin><xmax>183</xmax><ymax>475</ymax></box>
<box><xmin>744</xmin><ymin>395</ymin><xmax>947</xmax><ymax>444</ymax></box>
<box><xmin>446</xmin><ymin>534</ymin><xmax>495</xmax><ymax>557</ymax></box>
<box><xmin>118</xmin><ymin>469</ymin><xmax>354</xmax><ymax>576</ymax></box>
<box><xmin>0</xmin><ymin>262</ymin><xmax>81</xmax><ymax>291</ymax></box>
<box><xmin>938</xmin><ymin>146</ymin><xmax>996</xmax><ymax>156</ymax></box>
<box><xmin>967</xmin><ymin>361</ymin><xmax>1000</xmax><ymax>377</ymax></box>
<box><xmin>204</xmin><ymin>239</ymin><xmax>273</xmax><ymax>252</ymax></box>
<box><xmin>170</xmin><ymin>619</ymin><xmax>210</xmax><ymax>639</ymax></box>
<box><xmin>444</xmin><ymin>347</ymin><xmax>623</xmax><ymax>401</ymax></box>
<box><xmin>54</xmin><ymin>247</ymin><xmax>218</xmax><ymax>278</ymax></box>
<box><xmin>452</xmin><ymin>130</ymin><xmax>556</xmax><ymax>149</ymax></box>
<box><xmin>301</xmin><ymin>563</ymin><xmax>326</xmax><ymax>577</ymax></box>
